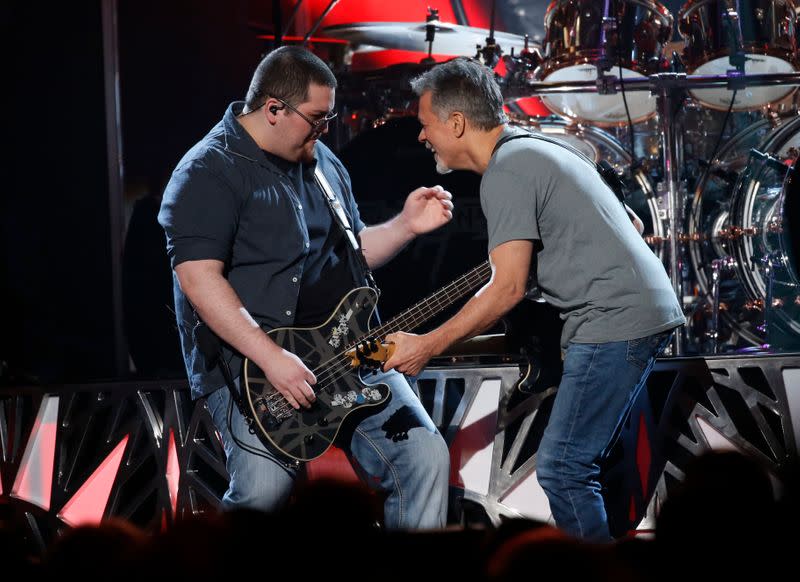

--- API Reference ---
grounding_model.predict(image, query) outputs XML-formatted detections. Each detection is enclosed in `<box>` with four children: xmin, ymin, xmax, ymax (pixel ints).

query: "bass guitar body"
<box><xmin>243</xmin><ymin>287</ymin><xmax>389</xmax><ymax>462</ymax></box>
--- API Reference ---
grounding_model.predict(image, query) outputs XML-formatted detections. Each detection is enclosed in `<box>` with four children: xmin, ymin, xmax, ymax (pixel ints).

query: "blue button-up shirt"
<box><xmin>158</xmin><ymin>102</ymin><xmax>365</xmax><ymax>398</ymax></box>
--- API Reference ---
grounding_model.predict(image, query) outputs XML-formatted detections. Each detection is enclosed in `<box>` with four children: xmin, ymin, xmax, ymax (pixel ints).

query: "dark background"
<box><xmin>4</xmin><ymin>1</ymin><xmax>266</xmax><ymax>383</ymax></box>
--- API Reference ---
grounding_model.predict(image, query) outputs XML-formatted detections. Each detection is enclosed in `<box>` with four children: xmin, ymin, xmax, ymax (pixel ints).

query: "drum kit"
<box><xmin>317</xmin><ymin>1</ymin><xmax>800</xmax><ymax>356</ymax></box>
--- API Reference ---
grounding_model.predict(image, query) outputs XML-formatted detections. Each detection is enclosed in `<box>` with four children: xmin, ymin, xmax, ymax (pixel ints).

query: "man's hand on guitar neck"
<box><xmin>384</xmin><ymin>240</ymin><xmax>533</xmax><ymax>376</ymax></box>
<box><xmin>383</xmin><ymin>331</ymin><xmax>438</xmax><ymax>377</ymax></box>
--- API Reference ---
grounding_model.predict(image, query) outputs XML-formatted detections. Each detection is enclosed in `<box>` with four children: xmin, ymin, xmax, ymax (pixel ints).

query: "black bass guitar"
<box><xmin>242</xmin><ymin>261</ymin><xmax>492</xmax><ymax>461</ymax></box>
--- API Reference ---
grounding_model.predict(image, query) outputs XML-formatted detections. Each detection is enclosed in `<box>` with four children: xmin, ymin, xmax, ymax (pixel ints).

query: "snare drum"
<box><xmin>536</xmin><ymin>0</ymin><xmax>674</xmax><ymax>126</ymax></box>
<box><xmin>678</xmin><ymin>0</ymin><xmax>800</xmax><ymax>110</ymax></box>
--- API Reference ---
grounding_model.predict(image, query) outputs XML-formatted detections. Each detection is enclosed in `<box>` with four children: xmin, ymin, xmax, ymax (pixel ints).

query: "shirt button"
<box><xmin>305</xmin><ymin>242</ymin><xmax>310</xmax><ymax>248</ymax></box>
<box><xmin>292</xmin><ymin>276</ymin><xmax>298</xmax><ymax>283</ymax></box>
<box><xmin>297</xmin><ymin>204</ymin><xmax>303</xmax><ymax>210</ymax></box>
<box><xmin>286</xmin><ymin>310</ymin><xmax>292</xmax><ymax>316</ymax></box>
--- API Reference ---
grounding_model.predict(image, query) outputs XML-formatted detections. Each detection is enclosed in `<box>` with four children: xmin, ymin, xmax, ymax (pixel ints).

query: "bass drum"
<box><xmin>689</xmin><ymin>114</ymin><xmax>800</xmax><ymax>349</ymax></box>
<box><xmin>536</xmin><ymin>0</ymin><xmax>673</xmax><ymax>126</ymax></box>
<box><xmin>511</xmin><ymin>118</ymin><xmax>665</xmax><ymax>257</ymax></box>
<box><xmin>730</xmin><ymin>123</ymin><xmax>800</xmax><ymax>348</ymax></box>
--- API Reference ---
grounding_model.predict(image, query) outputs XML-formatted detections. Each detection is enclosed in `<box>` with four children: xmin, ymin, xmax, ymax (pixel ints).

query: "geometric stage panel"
<box><xmin>1</xmin><ymin>353</ymin><xmax>799</xmax><ymax>548</ymax></box>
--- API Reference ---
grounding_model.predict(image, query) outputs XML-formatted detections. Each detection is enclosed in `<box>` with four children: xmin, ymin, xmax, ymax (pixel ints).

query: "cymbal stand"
<box><xmin>597</xmin><ymin>0</ymin><xmax>616</xmax><ymax>74</ymax></box>
<box><xmin>757</xmin><ymin>252</ymin><xmax>782</xmax><ymax>348</ymax></box>
<box><xmin>422</xmin><ymin>7</ymin><xmax>438</xmax><ymax>64</ymax></box>
<box><xmin>478</xmin><ymin>0</ymin><xmax>501</xmax><ymax>67</ymax></box>
<box><xmin>302</xmin><ymin>0</ymin><xmax>340</xmax><ymax>46</ymax></box>
<box><xmin>592</xmin><ymin>0</ymin><xmax>619</xmax><ymax>97</ymax></box>
<box><xmin>723</xmin><ymin>7</ymin><xmax>746</xmax><ymax>73</ymax></box>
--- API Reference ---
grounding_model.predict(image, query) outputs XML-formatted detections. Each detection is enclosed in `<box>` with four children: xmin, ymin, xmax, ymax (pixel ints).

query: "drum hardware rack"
<box><xmin>709</xmin><ymin>256</ymin><xmax>737</xmax><ymax>354</ymax></box>
<box><xmin>504</xmin><ymin>70</ymin><xmax>800</xmax><ymax>355</ymax></box>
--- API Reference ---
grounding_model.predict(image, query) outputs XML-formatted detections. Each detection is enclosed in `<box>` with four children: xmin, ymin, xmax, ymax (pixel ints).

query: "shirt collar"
<box><xmin>222</xmin><ymin>102</ymin><xmax>263</xmax><ymax>162</ymax></box>
<box><xmin>222</xmin><ymin>101</ymin><xmax>319</xmax><ymax>174</ymax></box>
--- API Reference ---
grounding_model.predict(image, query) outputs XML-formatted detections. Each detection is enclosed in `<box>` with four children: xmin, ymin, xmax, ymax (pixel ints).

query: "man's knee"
<box><xmin>535</xmin><ymin>444</ymin><xmax>581</xmax><ymax>484</ymax></box>
<box><xmin>536</xmin><ymin>448</ymin><xmax>596</xmax><ymax>492</ymax></box>
<box><xmin>414</xmin><ymin>429</ymin><xmax>450</xmax><ymax>480</ymax></box>
<box><xmin>223</xmin><ymin>477</ymin><xmax>291</xmax><ymax>513</ymax></box>
<box><xmin>223</xmin><ymin>447</ymin><xmax>297</xmax><ymax>513</ymax></box>
<box><xmin>536</xmin><ymin>449</ymin><xmax>560</xmax><ymax>489</ymax></box>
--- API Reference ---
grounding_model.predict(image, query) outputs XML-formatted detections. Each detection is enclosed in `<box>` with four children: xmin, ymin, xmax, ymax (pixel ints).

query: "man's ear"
<box><xmin>264</xmin><ymin>98</ymin><xmax>285</xmax><ymax>124</ymax></box>
<box><xmin>450</xmin><ymin>111</ymin><xmax>466</xmax><ymax>138</ymax></box>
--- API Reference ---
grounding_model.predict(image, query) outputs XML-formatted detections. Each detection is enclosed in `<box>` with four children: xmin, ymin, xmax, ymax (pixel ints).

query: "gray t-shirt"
<box><xmin>481</xmin><ymin>127</ymin><xmax>684</xmax><ymax>348</ymax></box>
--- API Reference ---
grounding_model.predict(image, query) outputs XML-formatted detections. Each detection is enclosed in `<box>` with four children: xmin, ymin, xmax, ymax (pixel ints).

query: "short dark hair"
<box><xmin>244</xmin><ymin>46</ymin><xmax>337</xmax><ymax>112</ymax></box>
<box><xmin>410</xmin><ymin>57</ymin><xmax>507</xmax><ymax>130</ymax></box>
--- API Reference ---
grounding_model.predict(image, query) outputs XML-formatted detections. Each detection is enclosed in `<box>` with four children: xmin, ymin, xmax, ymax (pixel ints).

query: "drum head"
<box><xmin>538</xmin><ymin>0</ymin><xmax>672</xmax><ymax>125</ymax></box>
<box><xmin>690</xmin><ymin>56</ymin><xmax>798</xmax><ymax>111</ymax></box>
<box><xmin>679</xmin><ymin>0</ymin><xmax>800</xmax><ymax>110</ymax></box>
<box><xmin>541</xmin><ymin>66</ymin><xmax>657</xmax><ymax>126</ymax></box>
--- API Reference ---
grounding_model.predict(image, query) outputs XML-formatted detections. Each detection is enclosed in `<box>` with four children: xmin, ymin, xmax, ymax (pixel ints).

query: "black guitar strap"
<box><xmin>492</xmin><ymin>131</ymin><xmax>628</xmax><ymax>205</ymax></box>
<box><xmin>314</xmin><ymin>166</ymin><xmax>380</xmax><ymax>294</ymax></box>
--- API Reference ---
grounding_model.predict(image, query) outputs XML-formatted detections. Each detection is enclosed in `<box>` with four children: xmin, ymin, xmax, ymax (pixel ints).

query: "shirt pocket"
<box><xmin>235</xmin><ymin>182</ymin><xmax>306</xmax><ymax>263</ymax></box>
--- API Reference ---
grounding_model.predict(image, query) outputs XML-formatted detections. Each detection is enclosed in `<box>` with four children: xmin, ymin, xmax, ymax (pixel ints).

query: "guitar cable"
<box><xmin>704</xmin><ymin>89</ymin><xmax>738</xmax><ymax>171</ymax></box>
<box><xmin>225</xmin><ymin>394</ymin><xmax>300</xmax><ymax>472</ymax></box>
<box><xmin>217</xmin><ymin>347</ymin><xmax>301</xmax><ymax>471</ymax></box>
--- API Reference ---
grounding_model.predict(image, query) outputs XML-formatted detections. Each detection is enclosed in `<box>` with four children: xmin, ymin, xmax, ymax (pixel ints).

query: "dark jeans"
<box><xmin>536</xmin><ymin>330</ymin><xmax>673</xmax><ymax>541</ymax></box>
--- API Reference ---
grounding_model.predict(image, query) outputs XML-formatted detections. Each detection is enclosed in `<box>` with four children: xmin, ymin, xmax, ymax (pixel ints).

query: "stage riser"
<box><xmin>1</xmin><ymin>354</ymin><xmax>798</xmax><ymax>548</ymax></box>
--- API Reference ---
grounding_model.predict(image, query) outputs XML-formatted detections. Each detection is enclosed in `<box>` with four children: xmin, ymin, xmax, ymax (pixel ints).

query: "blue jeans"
<box><xmin>535</xmin><ymin>330</ymin><xmax>673</xmax><ymax>541</ymax></box>
<box><xmin>205</xmin><ymin>368</ymin><xmax>450</xmax><ymax>529</ymax></box>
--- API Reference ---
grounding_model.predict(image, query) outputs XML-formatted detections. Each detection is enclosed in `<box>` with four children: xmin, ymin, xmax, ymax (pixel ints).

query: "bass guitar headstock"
<box><xmin>345</xmin><ymin>338</ymin><xmax>395</xmax><ymax>372</ymax></box>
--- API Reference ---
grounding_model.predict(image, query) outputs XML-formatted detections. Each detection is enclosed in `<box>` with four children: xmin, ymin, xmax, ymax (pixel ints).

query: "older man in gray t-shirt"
<box><xmin>384</xmin><ymin>58</ymin><xmax>683</xmax><ymax>541</ymax></box>
<box><xmin>483</xmin><ymin>126</ymin><xmax>683</xmax><ymax>349</ymax></box>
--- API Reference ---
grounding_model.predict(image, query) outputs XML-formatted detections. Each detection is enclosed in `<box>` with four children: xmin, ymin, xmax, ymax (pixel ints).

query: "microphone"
<box><xmin>723</xmin><ymin>7</ymin><xmax>746</xmax><ymax>73</ymax></box>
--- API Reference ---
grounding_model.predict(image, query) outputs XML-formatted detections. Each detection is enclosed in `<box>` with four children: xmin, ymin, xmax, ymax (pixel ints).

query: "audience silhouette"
<box><xmin>4</xmin><ymin>450</ymin><xmax>792</xmax><ymax>581</ymax></box>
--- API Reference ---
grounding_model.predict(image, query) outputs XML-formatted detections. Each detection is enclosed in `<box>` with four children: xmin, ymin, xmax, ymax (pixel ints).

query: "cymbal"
<box><xmin>320</xmin><ymin>21</ymin><xmax>532</xmax><ymax>57</ymax></box>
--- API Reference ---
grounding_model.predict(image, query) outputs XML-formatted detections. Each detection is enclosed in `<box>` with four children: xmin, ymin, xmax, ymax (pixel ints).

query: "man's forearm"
<box><xmin>426</xmin><ymin>279</ymin><xmax>526</xmax><ymax>355</ymax></box>
<box><xmin>176</xmin><ymin>260</ymin><xmax>317</xmax><ymax>408</ymax></box>
<box><xmin>176</xmin><ymin>265</ymin><xmax>280</xmax><ymax>366</ymax></box>
<box><xmin>359</xmin><ymin>216</ymin><xmax>415</xmax><ymax>269</ymax></box>
<box><xmin>383</xmin><ymin>240</ymin><xmax>532</xmax><ymax>376</ymax></box>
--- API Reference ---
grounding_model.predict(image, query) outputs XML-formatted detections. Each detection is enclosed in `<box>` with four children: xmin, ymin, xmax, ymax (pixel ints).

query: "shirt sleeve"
<box><xmin>157</xmin><ymin>159</ymin><xmax>240</xmax><ymax>268</ymax></box>
<box><xmin>480</xmin><ymin>168</ymin><xmax>540</xmax><ymax>253</ymax></box>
